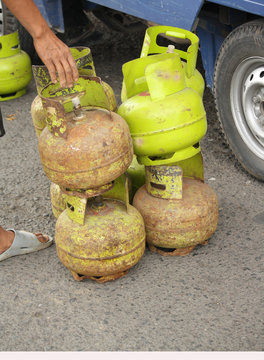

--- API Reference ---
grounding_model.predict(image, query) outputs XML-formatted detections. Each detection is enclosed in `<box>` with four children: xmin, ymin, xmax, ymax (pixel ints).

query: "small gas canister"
<box><xmin>133</xmin><ymin>165</ymin><xmax>218</xmax><ymax>256</ymax></box>
<box><xmin>0</xmin><ymin>31</ymin><xmax>32</xmax><ymax>101</ymax></box>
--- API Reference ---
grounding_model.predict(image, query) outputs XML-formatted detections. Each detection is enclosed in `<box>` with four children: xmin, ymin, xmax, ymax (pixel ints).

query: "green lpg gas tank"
<box><xmin>118</xmin><ymin>53</ymin><xmax>207</xmax><ymax>166</ymax></box>
<box><xmin>121</xmin><ymin>25</ymin><xmax>204</xmax><ymax>102</ymax></box>
<box><xmin>0</xmin><ymin>31</ymin><xmax>32</xmax><ymax>101</ymax></box>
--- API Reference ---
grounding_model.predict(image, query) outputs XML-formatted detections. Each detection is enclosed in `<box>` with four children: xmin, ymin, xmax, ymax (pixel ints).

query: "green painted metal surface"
<box><xmin>118</xmin><ymin>53</ymin><xmax>206</xmax><ymax>166</ymax></box>
<box><xmin>145</xmin><ymin>165</ymin><xmax>183</xmax><ymax>200</ymax></box>
<box><xmin>121</xmin><ymin>26</ymin><xmax>204</xmax><ymax>102</ymax></box>
<box><xmin>118</xmin><ymin>26</ymin><xmax>207</xmax><ymax>167</ymax></box>
<box><xmin>0</xmin><ymin>31</ymin><xmax>32</xmax><ymax>101</ymax></box>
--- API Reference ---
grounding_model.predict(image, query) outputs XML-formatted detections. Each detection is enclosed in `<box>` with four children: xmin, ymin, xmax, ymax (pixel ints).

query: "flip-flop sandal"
<box><xmin>0</xmin><ymin>229</ymin><xmax>53</xmax><ymax>262</ymax></box>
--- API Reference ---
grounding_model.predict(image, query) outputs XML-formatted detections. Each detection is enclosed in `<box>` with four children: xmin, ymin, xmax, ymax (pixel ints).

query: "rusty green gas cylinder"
<box><xmin>133</xmin><ymin>166</ymin><xmax>218</xmax><ymax>256</ymax></box>
<box><xmin>0</xmin><ymin>31</ymin><xmax>32</xmax><ymax>101</ymax></box>
<box><xmin>38</xmin><ymin>77</ymin><xmax>133</xmax><ymax>189</ymax></box>
<box><xmin>50</xmin><ymin>174</ymin><xmax>132</xmax><ymax>219</ymax></box>
<box><xmin>55</xmin><ymin>198</ymin><xmax>146</xmax><ymax>282</ymax></box>
<box><xmin>31</xmin><ymin>47</ymin><xmax>117</xmax><ymax>137</ymax></box>
<box><xmin>50</xmin><ymin>183</ymin><xmax>66</xmax><ymax>219</ymax></box>
<box><xmin>31</xmin><ymin>79</ymin><xmax>117</xmax><ymax>138</ymax></box>
<box><xmin>39</xmin><ymin>109</ymin><xmax>133</xmax><ymax>189</ymax></box>
<box><xmin>102</xmin><ymin>173</ymin><xmax>132</xmax><ymax>202</ymax></box>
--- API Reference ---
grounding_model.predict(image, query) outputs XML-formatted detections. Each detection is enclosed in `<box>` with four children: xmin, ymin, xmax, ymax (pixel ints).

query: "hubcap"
<box><xmin>230</xmin><ymin>56</ymin><xmax>264</xmax><ymax>159</ymax></box>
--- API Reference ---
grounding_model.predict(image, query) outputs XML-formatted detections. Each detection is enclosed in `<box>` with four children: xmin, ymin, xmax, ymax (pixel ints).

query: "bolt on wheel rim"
<box><xmin>230</xmin><ymin>56</ymin><xmax>264</xmax><ymax>159</ymax></box>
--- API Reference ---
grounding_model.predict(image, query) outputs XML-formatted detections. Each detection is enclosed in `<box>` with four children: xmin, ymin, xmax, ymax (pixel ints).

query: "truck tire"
<box><xmin>214</xmin><ymin>19</ymin><xmax>264</xmax><ymax>180</ymax></box>
<box><xmin>0</xmin><ymin>0</ymin><xmax>36</xmax><ymax>60</ymax></box>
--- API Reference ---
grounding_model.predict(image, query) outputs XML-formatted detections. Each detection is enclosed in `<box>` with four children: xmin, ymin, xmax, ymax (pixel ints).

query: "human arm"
<box><xmin>2</xmin><ymin>0</ymin><xmax>79</xmax><ymax>87</ymax></box>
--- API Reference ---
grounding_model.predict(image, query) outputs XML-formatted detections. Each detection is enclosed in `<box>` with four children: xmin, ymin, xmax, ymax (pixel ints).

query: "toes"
<box><xmin>34</xmin><ymin>233</ymin><xmax>49</xmax><ymax>243</ymax></box>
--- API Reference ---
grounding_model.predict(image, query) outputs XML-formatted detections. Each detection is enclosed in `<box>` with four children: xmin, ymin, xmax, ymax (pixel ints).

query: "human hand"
<box><xmin>33</xmin><ymin>29</ymin><xmax>79</xmax><ymax>88</ymax></box>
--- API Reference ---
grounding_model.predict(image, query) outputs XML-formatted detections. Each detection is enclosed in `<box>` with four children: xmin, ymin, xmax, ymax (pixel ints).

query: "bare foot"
<box><xmin>0</xmin><ymin>230</ymin><xmax>15</xmax><ymax>254</ymax></box>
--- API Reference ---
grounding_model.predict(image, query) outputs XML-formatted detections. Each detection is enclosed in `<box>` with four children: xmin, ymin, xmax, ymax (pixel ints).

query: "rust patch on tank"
<box><xmin>71</xmin><ymin>270</ymin><xmax>129</xmax><ymax>283</ymax></box>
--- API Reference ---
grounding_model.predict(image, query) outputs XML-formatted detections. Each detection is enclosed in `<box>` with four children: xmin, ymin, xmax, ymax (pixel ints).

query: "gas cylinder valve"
<box><xmin>166</xmin><ymin>45</ymin><xmax>175</xmax><ymax>53</ymax></box>
<box><xmin>72</xmin><ymin>96</ymin><xmax>84</xmax><ymax>119</ymax></box>
<box><xmin>92</xmin><ymin>195</ymin><xmax>105</xmax><ymax>211</ymax></box>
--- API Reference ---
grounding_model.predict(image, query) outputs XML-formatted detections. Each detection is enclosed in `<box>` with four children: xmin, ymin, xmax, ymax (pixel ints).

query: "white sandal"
<box><xmin>0</xmin><ymin>229</ymin><xmax>53</xmax><ymax>262</ymax></box>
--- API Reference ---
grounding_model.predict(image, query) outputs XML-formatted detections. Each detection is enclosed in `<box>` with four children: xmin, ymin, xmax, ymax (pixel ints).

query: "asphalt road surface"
<box><xmin>0</xmin><ymin>27</ymin><xmax>263</xmax><ymax>351</ymax></box>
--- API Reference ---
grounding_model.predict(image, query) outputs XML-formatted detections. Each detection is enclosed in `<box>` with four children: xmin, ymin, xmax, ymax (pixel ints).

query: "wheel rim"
<box><xmin>230</xmin><ymin>56</ymin><xmax>264</xmax><ymax>159</ymax></box>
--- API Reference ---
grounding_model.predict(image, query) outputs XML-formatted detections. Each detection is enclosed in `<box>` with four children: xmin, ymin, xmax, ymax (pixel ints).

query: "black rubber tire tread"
<box><xmin>1</xmin><ymin>2</ymin><xmax>17</xmax><ymax>34</ymax></box>
<box><xmin>214</xmin><ymin>18</ymin><xmax>264</xmax><ymax>180</ymax></box>
<box><xmin>2</xmin><ymin>2</ymin><xmax>36</xmax><ymax>60</ymax></box>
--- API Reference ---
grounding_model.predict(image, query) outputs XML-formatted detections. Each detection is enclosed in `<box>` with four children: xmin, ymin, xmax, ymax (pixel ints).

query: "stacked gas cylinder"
<box><xmin>31</xmin><ymin>26</ymin><xmax>218</xmax><ymax>281</ymax></box>
<box><xmin>118</xmin><ymin>26</ymin><xmax>218</xmax><ymax>256</ymax></box>
<box><xmin>31</xmin><ymin>47</ymin><xmax>145</xmax><ymax>282</ymax></box>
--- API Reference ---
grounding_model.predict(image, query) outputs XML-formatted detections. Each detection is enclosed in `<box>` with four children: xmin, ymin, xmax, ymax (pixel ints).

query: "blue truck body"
<box><xmin>33</xmin><ymin>0</ymin><xmax>264</xmax><ymax>89</ymax></box>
